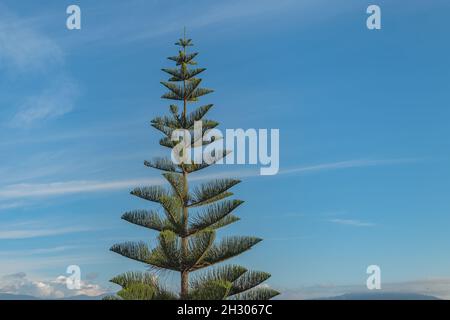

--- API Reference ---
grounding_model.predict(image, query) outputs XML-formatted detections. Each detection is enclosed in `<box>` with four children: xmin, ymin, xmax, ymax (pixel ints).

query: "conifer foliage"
<box><xmin>108</xmin><ymin>35</ymin><xmax>279</xmax><ymax>300</ymax></box>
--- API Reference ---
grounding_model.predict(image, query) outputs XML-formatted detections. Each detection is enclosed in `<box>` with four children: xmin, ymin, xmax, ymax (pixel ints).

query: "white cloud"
<box><xmin>328</xmin><ymin>219</ymin><xmax>375</xmax><ymax>227</ymax></box>
<box><xmin>0</xmin><ymin>201</ymin><xmax>24</xmax><ymax>211</ymax></box>
<box><xmin>70</xmin><ymin>0</ymin><xmax>304</xmax><ymax>45</ymax></box>
<box><xmin>11</xmin><ymin>79</ymin><xmax>79</xmax><ymax>127</ymax></box>
<box><xmin>0</xmin><ymin>158</ymin><xmax>418</xmax><ymax>203</ymax></box>
<box><xmin>281</xmin><ymin>158</ymin><xmax>419</xmax><ymax>175</ymax></box>
<box><xmin>0</xmin><ymin>6</ymin><xmax>79</xmax><ymax>127</ymax></box>
<box><xmin>0</xmin><ymin>221</ymin><xmax>95</xmax><ymax>240</ymax></box>
<box><xmin>0</xmin><ymin>177</ymin><xmax>164</xmax><ymax>200</ymax></box>
<box><xmin>0</xmin><ymin>246</ymin><xmax>77</xmax><ymax>256</ymax></box>
<box><xmin>0</xmin><ymin>272</ymin><xmax>106</xmax><ymax>299</ymax></box>
<box><xmin>0</xmin><ymin>227</ymin><xmax>92</xmax><ymax>240</ymax></box>
<box><xmin>0</xmin><ymin>7</ymin><xmax>63</xmax><ymax>71</ymax></box>
<box><xmin>127</xmin><ymin>0</ymin><xmax>316</xmax><ymax>43</ymax></box>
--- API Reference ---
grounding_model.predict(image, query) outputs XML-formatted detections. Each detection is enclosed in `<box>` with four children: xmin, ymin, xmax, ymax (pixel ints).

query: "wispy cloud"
<box><xmin>0</xmin><ymin>151</ymin><xmax>70</xmax><ymax>185</ymax></box>
<box><xmin>0</xmin><ymin>5</ymin><xmax>79</xmax><ymax>127</ymax></box>
<box><xmin>0</xmin><ymin>251</ymin><xmax>110</xmax><ymax>276</ymax></box>
<box><xmin>281</xmin><ymin>158</ymin><xmax>419</xmax><ymax>175</ymax></box>
<box><xmin>0</xmin><ymin>227</ymin><xmax>92</xmax><ymax>240</ymax></box>
<box><xmin>130</xmin><ymin>0</ymin><xmax>303</xmax><ymax>42</ymax></box>
<box><xmin>328</xmin><ymin>219</ymin><xmax>375</xmax><ymax>227</ymax></box>
<box><xmin>0</xmin><ymin>177</ymin><xmax>164</xmax><ymax>200</ymax></box>
<box><xmin>0</xmin><ymin>246</ymin><xmax>77</xmax><ymax>256</ymax></box>
<box><xmin>70</xmin><ymin>0</ymin><xmax>308</xmax><ymax>46</ymax></box>
<box><xmin>0</xmin><ymin>221</ymin><xmax>95</xmax><ymax>240</ymax></box>
<box><xmin>266</xmin><ymin>235</ymin><xmax>310</xmax><ymax>241</ymax></box>
<box><xmin>11</xmin><ymin>78</ymin><xmax>79</xmax><ymax>127</ymax></box>
<box><xmin>0</xmin><ymin>201</ymin><xmax>25</xmax><ymax>211</ymax></box>
<box><xmin>0</xmin><ymin>7</ymin><xmax>63</xmax><ymax>71</ymax></box>
<box><xmin>0</xmin><ymin>158</ymin><xmax>419</xmax><ymax>203</ymax></box>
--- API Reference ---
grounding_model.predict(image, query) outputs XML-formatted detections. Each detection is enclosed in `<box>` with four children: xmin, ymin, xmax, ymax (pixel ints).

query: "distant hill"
<box><xmin>0</xmin><ymin>293</ymin><xmax>39</xmax><ymax>300</ymax></box>
<box><xmin>317</xmin><ymin>292</ymin><xmax>441</xmax><ymax>300</ymax></box>
<box><xmin>0</xmin><ymin>293</ymin><xmax>106</xmax><ymax>300</ymax></box>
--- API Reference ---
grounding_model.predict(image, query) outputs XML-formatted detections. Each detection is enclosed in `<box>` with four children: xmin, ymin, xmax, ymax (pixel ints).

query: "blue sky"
<box><xmin>0</xmin><ymin>0</ymin><xmax>450</xmax><ymax>299</ymax></box>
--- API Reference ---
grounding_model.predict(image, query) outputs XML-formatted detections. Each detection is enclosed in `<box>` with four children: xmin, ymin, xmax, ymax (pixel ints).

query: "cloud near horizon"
<box><xmin>0</xmin><ymin>272</ymin><xmax>106</xmax><ymax>299</ymax></box>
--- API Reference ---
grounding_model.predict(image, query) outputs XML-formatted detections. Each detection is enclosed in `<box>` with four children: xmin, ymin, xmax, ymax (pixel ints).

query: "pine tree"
<box><xmin>107</xmin><ymin>34</ymin><xmax>279</xmax><ymax>300</ymax></box>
